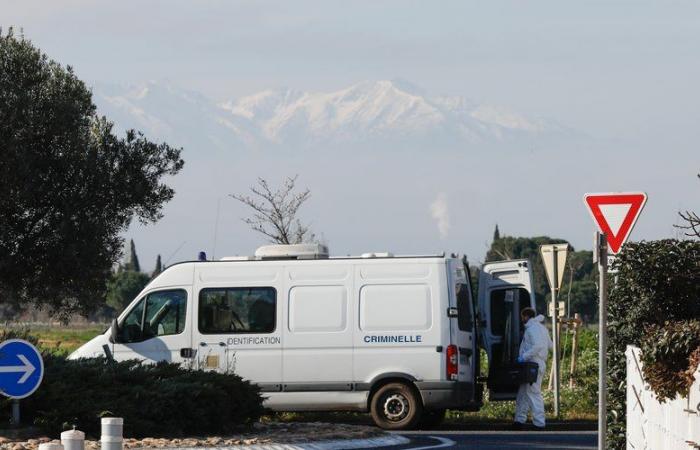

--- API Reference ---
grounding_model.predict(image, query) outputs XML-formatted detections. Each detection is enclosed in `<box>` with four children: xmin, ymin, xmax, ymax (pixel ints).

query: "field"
<box><xmin>1</xmin><ymin>324</ymin><xmax>106</xmax><ymax>355</ymax></box>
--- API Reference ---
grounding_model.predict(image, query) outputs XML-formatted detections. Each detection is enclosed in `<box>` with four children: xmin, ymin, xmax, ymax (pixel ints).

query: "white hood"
<box><xmin>68</xmin><ymin>333</ymin><xmax>110</xmax><ymax>360</ymax></box>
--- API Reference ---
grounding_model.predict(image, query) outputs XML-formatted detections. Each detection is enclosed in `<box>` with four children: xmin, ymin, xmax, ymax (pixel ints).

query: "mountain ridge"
<box><xmin>92</xmin><ymin>79</ymin><xmax>572</xmax><ymax>150</ymax></box>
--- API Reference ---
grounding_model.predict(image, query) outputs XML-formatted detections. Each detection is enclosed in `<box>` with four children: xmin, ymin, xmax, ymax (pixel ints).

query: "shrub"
<box><xmin>0</xmin><ymin>327</ymin><xmax>39</xmax><ymax>345</ymax></box>
<box><xmin>569</xmin><ymin>346</ymin><xmax>598</xmax><ymax>400</ymax></box>
<box><xmin>2</xmin><ymin>355</ymin><xmax>265</xmax><ymax>437</ymax></box>
<box><xmin>640</xmin><ymin>320</ymin><xmax>700</xmax><ymax>402</ymax></box>
<box><xmin>607</xmin><ymin>239</ymin><xmax>700</xmax><ymax>450</ymax></box>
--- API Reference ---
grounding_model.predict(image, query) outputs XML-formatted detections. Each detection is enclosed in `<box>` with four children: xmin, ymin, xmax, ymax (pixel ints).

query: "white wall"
<box><xmin>627</xmin><ymin>346</ymin><xmax>700</xmax><ymax>450</ymax></box>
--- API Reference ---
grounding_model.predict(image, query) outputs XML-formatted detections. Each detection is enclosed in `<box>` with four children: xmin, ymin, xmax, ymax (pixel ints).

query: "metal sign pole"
<box><xmin>597</xmin><ymin>233</ymin><xmax>608</xmax><ymax>450</ymax></box>
<box><xmin>552</xmin><ymin>247</ymin><xmax>560</xmax><ymax>418</ymax></box>
<box><xmin>11</xmin><ymin>399</ymin><xmax>20</xmax><ymax>426</ymax></box>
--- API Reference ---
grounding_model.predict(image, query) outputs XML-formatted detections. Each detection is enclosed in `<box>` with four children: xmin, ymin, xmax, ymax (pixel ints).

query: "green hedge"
<box><xmin>640</xmin><ymin>320</ymin><xmax>700</xmax><ymax>402</ymax></box>
<box><xmin>1</xmin><ymin>332</ymin><xmax>265</xmax><ymax>437</ymax></box>
<box><xmin>607</xmin><ymin>240</ymin><xmax>700</xmax><ymax>450</ymax></box>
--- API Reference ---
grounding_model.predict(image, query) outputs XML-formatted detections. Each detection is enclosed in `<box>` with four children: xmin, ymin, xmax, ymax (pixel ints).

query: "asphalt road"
<box><xmin>385</xmin><ymin>430</ymin><xmax>598</xmax><ymax>449</ymax></box>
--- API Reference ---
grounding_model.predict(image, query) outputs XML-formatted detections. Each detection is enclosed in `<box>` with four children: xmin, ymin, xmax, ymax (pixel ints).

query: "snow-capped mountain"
<box><xmin>92</xmin><ymin>79</ymin><xmax>569</xmax><ymax>150</ymax></box>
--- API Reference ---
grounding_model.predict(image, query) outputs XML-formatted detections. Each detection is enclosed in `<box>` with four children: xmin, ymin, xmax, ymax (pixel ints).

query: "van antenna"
<box><xmin>212</xmin><ymin>198</ymin><xmax>221</xmax><ymax>259</ymax></box>
<box><xmin>164</xmin><ymin>240</ymin><xmax>187</xmax><ymax>265</ymax></box>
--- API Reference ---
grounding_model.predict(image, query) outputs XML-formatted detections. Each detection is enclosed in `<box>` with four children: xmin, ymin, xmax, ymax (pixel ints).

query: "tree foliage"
<box><xmin>106</xmin><ymin>269</ymin><xmax>150</xmax><ymax>313</ymax></box>
<box><xmin>124</xmin><ymin>239</ymin><xmax>141</xmax><ymax>272</ymax></box>
<box><xmin>606</xmin><ymin>239</ymin><xmax>700</xmax><ymax>449</ymax></box>
<box><xmin>486</xmin><ymin>232</ymin><xmax>597</xmax><ymax>317</ymax></box>
<box><xmin>231</xmin><ymin>175</ymin><xmax>314</xmax><ymax>244</ymax></box>
<box><xmin>640</xmin><ymin>320</ymin><xmax>700</xmax><ymax>402</ymax></box>
<box><xmin>152</xmin><ymin>254</ymin><xmax>163</xmax><ymax>278</ymax></box>
<box><xmin>0</xmin><ymin>30</ymin><xmax>183</xmax><ymax>318</ymax></box>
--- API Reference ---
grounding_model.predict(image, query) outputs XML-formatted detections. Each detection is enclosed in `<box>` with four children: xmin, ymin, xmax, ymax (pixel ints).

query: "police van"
<box><xmin>70</xmin><ymin>244</ymin><xmax>535</xmax><ymax>430</ymax></box>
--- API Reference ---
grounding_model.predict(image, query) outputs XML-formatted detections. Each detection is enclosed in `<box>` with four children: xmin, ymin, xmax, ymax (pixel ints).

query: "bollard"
<box><xmin>100</xmin><ymin>417</ymin><xmax>123</xmax><ymax>450</ymax></box>
<box><xmin>61</xmin><ymin>428</ymin><xmax>85</xmax><ymax>450</ymax></box>
<box><xmin>39</xmin><ymin>444</ymin><xmax>64</xmax><ymax>450</ymax></box>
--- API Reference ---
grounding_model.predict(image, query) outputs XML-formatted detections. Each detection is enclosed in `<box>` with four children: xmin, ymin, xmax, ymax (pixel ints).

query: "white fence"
<box><xmin>627</xmin><ymin>346</ymin><xmax>700</xmax><ymax>449</ymax></box>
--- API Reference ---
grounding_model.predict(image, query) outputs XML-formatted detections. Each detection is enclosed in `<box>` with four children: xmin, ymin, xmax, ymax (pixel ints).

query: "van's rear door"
<box><xmin>448</xmin><ymin>259</ymin><xmax>478</xmax><ymax>387</ymax></box>
<box><xmin>478</xmin><ymin>259</ymin><xmax>536</xmax><ymax>400</ymax></box>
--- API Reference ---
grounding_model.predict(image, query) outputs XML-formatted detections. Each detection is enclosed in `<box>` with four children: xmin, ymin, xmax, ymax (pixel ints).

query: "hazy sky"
<box><xmin>3</xmin><ymin>1</ymin><xmax>700</xmax><ymax>268</ymax></box>
<box><xmin>5</xmin><ymin>0</ymin><xmax>699</xmax><ymax>141</ymax></box>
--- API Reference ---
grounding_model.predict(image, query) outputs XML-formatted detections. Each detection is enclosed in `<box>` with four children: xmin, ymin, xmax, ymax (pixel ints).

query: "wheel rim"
<box><xmin>382</xmin><ymin>392</ymin><xmax>409</xmax><ymax>422</ymax></box>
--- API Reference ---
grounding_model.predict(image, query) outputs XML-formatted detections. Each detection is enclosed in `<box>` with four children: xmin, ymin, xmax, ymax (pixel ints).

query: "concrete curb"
<box><xmin>146</xmin><ymin>435</ymin><xmax>410</xmax><ymax>450</ymax></box>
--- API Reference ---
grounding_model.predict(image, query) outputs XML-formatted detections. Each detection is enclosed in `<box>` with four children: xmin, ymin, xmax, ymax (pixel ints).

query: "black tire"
<box><xmin>419</xmin><ymin>409</ymin><xmax>446</xmax><ymax>429</ymax></box>
<box><xmin>370</xmin><ymin>382</ymin><xmax>423</xmax><ymax>430</ymax></box>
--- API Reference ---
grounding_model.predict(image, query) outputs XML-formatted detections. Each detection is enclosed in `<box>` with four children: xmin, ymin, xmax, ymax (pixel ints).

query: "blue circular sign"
<box><xmin>0</xmin><ymin>339</ymin><xmax>44</xmax><ymax>399</ymax></box>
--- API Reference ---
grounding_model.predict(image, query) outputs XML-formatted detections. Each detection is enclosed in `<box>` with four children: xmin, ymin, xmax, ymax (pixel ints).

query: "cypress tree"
<box><xmin>125</xmin><ymin>239</ymin><xmax>141</xmax><ymax>272</ymax></box>
<box><xmin>493</xmin><ymin>224</ymin><xmax>501</xmax><ymax>242</ymax></box>
<box><xmin>152</xmin><ymin>254</ymin><xmax>163</xmax><ymax>278</ymax></box>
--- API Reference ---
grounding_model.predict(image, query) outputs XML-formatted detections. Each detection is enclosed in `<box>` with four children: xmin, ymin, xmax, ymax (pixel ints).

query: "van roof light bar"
<box><xmin>360</xmin><ymin>252</ymin><xmax>395</xmax><ymax>258</ymax></box>
<box><xmin>254</xmin><ymin>243</ymin><xmax>330</xmax><ymax>260</ymax></box>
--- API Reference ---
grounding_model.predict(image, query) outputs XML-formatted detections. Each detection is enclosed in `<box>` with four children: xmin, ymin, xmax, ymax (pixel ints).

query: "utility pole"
<box><xmin>596</xmin><ymin>232</ymin><xmax>608</xmax><ymax>450</ymax></box>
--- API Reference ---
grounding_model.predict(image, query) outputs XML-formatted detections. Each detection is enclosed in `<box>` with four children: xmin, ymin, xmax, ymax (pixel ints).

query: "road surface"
<box><xmin>385</xmin><ymin>430</ymin><xmax>597</xmax><ymax>449</ymax></box>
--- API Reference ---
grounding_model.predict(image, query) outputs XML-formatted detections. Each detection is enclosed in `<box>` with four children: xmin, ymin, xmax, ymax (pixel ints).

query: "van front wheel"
<box><xmin>370</xmin><ymin>382</ymin><xmax>423</xmax><ymax>430</ymax></box>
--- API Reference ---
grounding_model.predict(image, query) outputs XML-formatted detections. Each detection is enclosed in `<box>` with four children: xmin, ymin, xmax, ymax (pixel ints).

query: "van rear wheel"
<box><xmin>370</xmin><ymin>382</ymin><xmax>423</xmax><ymax>430</ymax></box>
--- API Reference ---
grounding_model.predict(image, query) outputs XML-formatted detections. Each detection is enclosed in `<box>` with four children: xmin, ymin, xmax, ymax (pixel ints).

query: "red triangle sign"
<box><xmin>583</xmin><ymin>192</ymin><xmax>647</xmax><ymax>254</ymax></box>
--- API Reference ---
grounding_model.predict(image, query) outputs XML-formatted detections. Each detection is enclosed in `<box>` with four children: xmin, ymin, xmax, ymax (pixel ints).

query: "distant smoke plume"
<box><xmin>430</xmin><ymin>193</ymin><xmax>450</xmax><ymax>239</ymax></box>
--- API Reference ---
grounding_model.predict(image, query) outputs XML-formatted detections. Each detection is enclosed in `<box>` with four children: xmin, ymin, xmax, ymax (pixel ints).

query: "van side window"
<box><xmin>119</xmin><ymin>289</ymin><xmax>187</xmax><ymax>342</ymax></box>
<box><xmin>456</xmin><ymin>283</ymin><xmax>473</xmax><ymax>331</ymax></box>
<box><xmin>199</xmin><ymin>287</ymin><xmax>276</xmax><ymax>334</ymax></box>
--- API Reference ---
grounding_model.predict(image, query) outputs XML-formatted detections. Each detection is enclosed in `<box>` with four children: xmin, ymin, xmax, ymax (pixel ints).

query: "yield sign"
<box><xmin>584</xmin><ymin>192</ymin><xmax>647</xmax><ymax>254</ymax></box>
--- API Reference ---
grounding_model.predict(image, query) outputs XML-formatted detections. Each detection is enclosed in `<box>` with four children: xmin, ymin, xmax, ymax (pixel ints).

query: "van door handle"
<box><xmin>459</xmin><ymin>347</ymin><xmax>472</xmax><ymax>357</ymax></box>
<box><xmin>180</xmin><ymin>348</ymin><xmax>195</xmax><ymax>358</ymax></box>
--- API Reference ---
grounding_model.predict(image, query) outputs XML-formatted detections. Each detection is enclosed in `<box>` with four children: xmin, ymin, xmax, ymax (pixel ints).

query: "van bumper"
<box><xmin>415</xmin><ymin>381</ymin><xmax>481</xmax><ymax>411</ymax></box>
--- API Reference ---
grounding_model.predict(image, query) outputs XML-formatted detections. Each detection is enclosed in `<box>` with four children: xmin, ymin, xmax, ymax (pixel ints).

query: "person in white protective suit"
<box><xmin>513</xmin><ymin>307</ymin><xmax>553</xmax><ymax>430</ymax></box>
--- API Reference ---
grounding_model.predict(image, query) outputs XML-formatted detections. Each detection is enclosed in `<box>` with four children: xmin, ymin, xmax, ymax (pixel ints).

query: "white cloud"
<box><xmin>430</xmin><ymin>192</ymin><xmax>450</xmax><ymax>239</ymax></box>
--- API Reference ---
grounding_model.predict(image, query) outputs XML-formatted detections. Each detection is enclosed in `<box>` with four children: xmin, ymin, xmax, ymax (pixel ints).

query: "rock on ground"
<box><xmin>0</xmin><ymin>422</ymin><xmax>385</xmax><ymax>450</ymax></box>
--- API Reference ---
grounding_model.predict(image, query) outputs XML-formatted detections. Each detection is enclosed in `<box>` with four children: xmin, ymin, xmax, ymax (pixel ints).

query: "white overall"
<box><xmin>514</xmin><ymin>314</ymin><xmax>553</xmax><ymax>428</ymax></box>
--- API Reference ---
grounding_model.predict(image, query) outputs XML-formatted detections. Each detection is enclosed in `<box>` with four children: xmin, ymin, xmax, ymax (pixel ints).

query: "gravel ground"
<box><xmin>0</xmin><ymin>422</ymin><xmax>386</xmax><ymax>450</ymax></box>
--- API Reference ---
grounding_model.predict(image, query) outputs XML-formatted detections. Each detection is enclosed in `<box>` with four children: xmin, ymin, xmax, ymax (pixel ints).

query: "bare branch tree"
<box><xmin>231</xmin><ymin>176</ymin><xmax>314</xmax><ymax>244</ymax></box>
<box><xmin>675</xmin><ymin>173</ymin><xmax>700</xmax><ymax>239</ymax></box>
<box><xmin>677</xmin><ymin>210</ymin><xmax>700</xmax><ymax>238</ymax></box>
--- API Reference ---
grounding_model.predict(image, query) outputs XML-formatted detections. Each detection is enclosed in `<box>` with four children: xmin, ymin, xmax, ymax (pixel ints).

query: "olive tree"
<box><xmin>0</xmin><ymin>30</ymin><xmax>184</xmax><ymax>318</ymax></box>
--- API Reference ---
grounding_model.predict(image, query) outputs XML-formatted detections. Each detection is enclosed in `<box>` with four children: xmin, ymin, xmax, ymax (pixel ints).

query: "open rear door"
<box><xmin>478</xmin><ymin>259</ymin><xmax>536</xmax><ymax>400</ymax></box>
<box><xmin>447</xmin><ymin>258</ymin><xmax>480</xmax><ymax>407</ymax></box>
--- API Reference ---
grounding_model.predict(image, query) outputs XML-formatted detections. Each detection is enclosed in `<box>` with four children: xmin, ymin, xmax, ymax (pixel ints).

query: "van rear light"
<box><xmin>446</xmin><ymin>344</ymin><xmax>458</xmax><ymax>380</ymax></box>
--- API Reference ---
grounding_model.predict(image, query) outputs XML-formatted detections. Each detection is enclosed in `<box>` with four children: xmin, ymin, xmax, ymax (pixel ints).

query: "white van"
<box><xmin>71</xmin><ymin>244</ymin><xmax>535</xmax><ymax>430</ymax></box>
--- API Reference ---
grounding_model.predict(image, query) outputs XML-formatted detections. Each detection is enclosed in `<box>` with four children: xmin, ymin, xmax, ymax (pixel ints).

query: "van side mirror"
<box><xmin>110</xmin><ymin>318</ymin><xmax>120</xmax><ymax>344</ymax></box>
